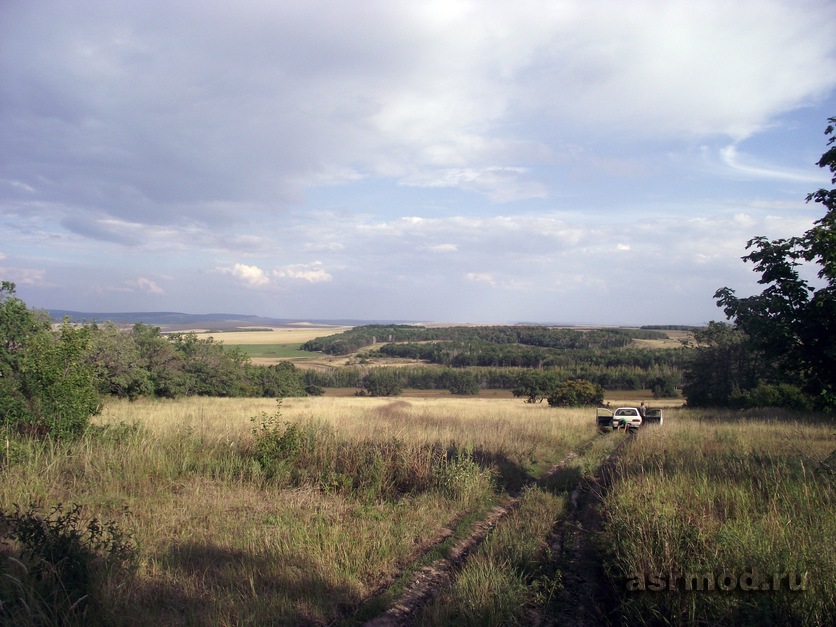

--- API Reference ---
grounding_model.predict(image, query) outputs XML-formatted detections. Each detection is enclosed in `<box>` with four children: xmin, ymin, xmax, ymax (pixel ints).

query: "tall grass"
<box><xmin>415</xmin><ymin>426</ymin><xmax>626</xmax><ymax>626</ymax></box>
<box><xmin>417</xmin><ymin>486</ymin><xmax>567</xmax><ymax>626</ymax></box>
<box><xmin>1</xmin><ymin>396</ymin><xmax>597</xmax><ymax>624</ymax></box>
<box><xmin>600</xmin><ymin>409</ymin><xmax>835</xmax><ymax>626</ymax></box>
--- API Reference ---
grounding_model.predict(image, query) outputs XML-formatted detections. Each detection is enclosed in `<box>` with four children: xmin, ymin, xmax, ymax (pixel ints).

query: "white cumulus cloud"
<box><xmin>273</xmin><ymin>262</ymin><xmax>332</xmax><ymax>283</ymax></box>
<box><xmin>223</xmin><ymin>263</ymin><xmax>270</xmax><ymax>287</ymax></box>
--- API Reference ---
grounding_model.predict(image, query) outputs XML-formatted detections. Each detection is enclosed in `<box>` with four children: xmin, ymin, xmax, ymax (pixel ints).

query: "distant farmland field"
<box><xmin>188</xmin><ymin>326</ymin><xmax>351</xmax><ymax>363</ymax></box>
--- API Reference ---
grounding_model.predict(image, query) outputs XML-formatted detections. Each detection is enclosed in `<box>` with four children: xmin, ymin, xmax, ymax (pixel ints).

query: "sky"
<box><xmin>2</xmin><ymin>0</ymin><xmax>836</xmax><ymax>326</ymax></box>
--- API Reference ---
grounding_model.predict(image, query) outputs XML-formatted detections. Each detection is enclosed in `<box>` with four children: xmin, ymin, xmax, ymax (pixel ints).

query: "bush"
<box><xmin>249</xmin><ymin>401</ymin><xmax>305</xmax><ymax>482</ymax></box>
<box><xmin>731</xmin><ymin>382</ymin><xmax>814</xmax><ymax>411</ymax></box>
<box><xmin>448</xmin><ymin>370</ymin><xmax>481</xmax><ymax>395</ymax></box>
<box><xmin>0</xmin><ymin>503</ymin><xmax>136</xmax><ymax>625</ymax></box>
<box><xmin>547</xmin><ymin>378</ymin><xmax>604</xmax><ymax>407</ymax></box>
<box><xmin>1</xmin><ymin>283</ymin><xmax>100</xmax><ymax>438</ymax></box>
<box><xmin>362</xmin><ymin>369</ymin><xmax>404</xmax><ymax>396</ymax></box>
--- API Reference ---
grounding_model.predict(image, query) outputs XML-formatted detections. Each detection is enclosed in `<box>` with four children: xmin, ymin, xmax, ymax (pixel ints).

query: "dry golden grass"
<box><xmin>2</xmin><ymin>396</ymin><xmax>601</xmax><ymax>625</ymax></box>
<box><xmin>601</xmin><ymin>409</ymin><xmax>835</xmax><ymax>625</ymax></box>
<box><xmin>95</xmin><ymin>395</ymin><xmax>594</xmax><ymax>471</ymax></box>
<box><xmin>187</xmin><ymin>325</ymin><xmax>352</xmax><ymax>346</ymax></box>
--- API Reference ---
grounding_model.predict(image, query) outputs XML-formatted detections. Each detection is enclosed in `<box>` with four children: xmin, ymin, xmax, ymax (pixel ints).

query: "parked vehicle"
<box><xmin>596</xmin><ymin>406</ymin><xmax>643</xmax><ymax>431</ymax></box>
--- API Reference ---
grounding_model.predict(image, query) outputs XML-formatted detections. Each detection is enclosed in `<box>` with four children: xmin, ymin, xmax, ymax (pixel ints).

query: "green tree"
<box><xmin>362</xmin><ymin>368</ymin><xmax>404</xmax><ymax>396</ymax></box>
<box><xmin>170</xmin><ymin>332</ymin><xmax>250</xmax><ymax>396</ymax></box>
<box><xmin>447</xmin><ymin>369</ymin><xmax>481</xmax><ymax>395</ymax></box>
<box><xmin>130</xmin><ymin>324</ymin><xmax>188</xmax><ymax>398</ymax></box>
<box><xmin>715</xmin><ymin>117</ymin><xmax>836</xmax><ymax>410</ymax></box>
<box><xmin>547</xmin><ymin>378</ymin><xmax>604</xmax><ymax>407</ymax></box>
<box><xmin>1</xmin><ymin>282</ymin><xmax>46</xmax><ymax>427</ymax></box>
<box><xmin>681</xmin><ymin>322</ymin><xmax>771</xmax><ymax>408</ymax></box>
<box><xmin>21</xmin><ymin>322</ymin><xmax>100</xmax><ymax>437</ymax></box>
<box><xmin>85</xmin><ymin>322</ymin><xmax>153</xmax><ymax>399</ymax></box>
<box><xmin>512</xmin><ymin>370</ymin><xmax>559</xmax><ymax>403</ymax></box>
<box><xmin>1</xmin><ymin>283</ymin><xmax>99</xmax><ymax>436</ymax></box>
<box><xmin>247</xmin><ymin>362</ymin><xmax>307</xmax><ymax>397</ymax></box>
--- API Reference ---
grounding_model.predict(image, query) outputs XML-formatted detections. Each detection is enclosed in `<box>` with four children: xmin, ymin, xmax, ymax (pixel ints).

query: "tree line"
<box><xmin>301</xmin><ymin>324</ymin><xmax>667</xmax><ymax>355</ymax></box>
<box><xmin>1</xmin><ymin>283</ymin><xmax>309</xmax><ymax>437</ymax></box>
<box><xmin>301</xmin><ymin>363</ymin><xmax>680</xmax><ymax>398</ymax></box>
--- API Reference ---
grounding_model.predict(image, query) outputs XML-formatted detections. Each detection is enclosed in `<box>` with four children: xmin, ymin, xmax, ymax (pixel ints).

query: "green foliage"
<box><xmin>362</xmin><ymin>368</ymin><xmax>404</xmax><ymax>396</ymax></box>
<box><xmin>714</xmin><ymin>117</ymin><xmax>836</xmax><ymax>411</ymax></box>
<box><xmin>247</xmin><ymin>404</ymin><xmax>490</xmax><ymax>500</ymax></box>
<box><xmin>0</xmin><ymin>503</ymin><xmax>136</xmax><ymax>625</ymax></box>
<box><xmin>249</xmin><ymin>401</ymin><xmax>303</xmax><ymax>481</ymax></box>
<box><xmin>448</xmin><ymin>369</ymin><xmax>481</xmax><ymax>395</ymax></box>
<box><xmin>130</xmin><ymin>323</ymin><xmax>189</xmax><ymax>398</ymax></box>
<box><xmin>304</xmin><ymin>383</ymin><xmax>325</xmax><ymax>396</ymax></box>
<box><xmin>513</xmin><ymin>370</ymin><xmax>561</xmax><ymax>403</ymax></box>
<box><xmin>731</xmin><ymin>382</ymin><xmax>813</xmax><ymax>411</ymax></box>
<box><xmin>1</xmin><ymin>283</ymin><xmax>100</xmax><ymax>437</ymax></box>
<box><xmin>246</xmin><ymin>362</ymin><xmax>307</xmax><ymax>397</ymax></box>
<box><xmin>21</xmin><ymin>323</ymin><xmax>101</xmax><ymax>438</ymax></box>
<box><xmin>546</xmin><ymin>378</ymin><xmax>604</xmax><ymax>407</ymax></box>
<box><xmin>433</xmin><ymin>448</ymin><xmax>494</xmax><ymax>501</ymax></box>
<box><xmin>682</xmin><ymin>321</ymin><xmax>774</xmax><ymax>408</ymax></box>
<box><xmin>85</xmin><ymin>322</ymin><xmax>152</xmax><ymax>399</ymax></box>
<box><xmin>302</xmin><ymin>324</ymin><xmax>663</xmax><ymax>356</ymax></box>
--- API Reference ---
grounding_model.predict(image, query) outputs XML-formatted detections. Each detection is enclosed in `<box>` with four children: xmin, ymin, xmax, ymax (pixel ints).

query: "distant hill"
<box><xmin>47</xmin><ymin>310</ymin><xmax>420</xmax><ymax>331</ymax></box>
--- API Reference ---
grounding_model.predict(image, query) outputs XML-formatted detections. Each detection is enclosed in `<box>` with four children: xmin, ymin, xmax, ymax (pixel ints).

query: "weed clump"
<box><xmin>248</xmin><ymin>402</ymin><xmax>495</xmax><ymax>502</ymax></box>
<box><xmin>0</xmin><ymin>502</ymin><xmax>137</xmax><ymax>626</ymax></box>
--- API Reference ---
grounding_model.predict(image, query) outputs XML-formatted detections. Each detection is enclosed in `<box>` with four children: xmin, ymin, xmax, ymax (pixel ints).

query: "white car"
<box><xmin>611</xmin><ymin>407</ymin><xmax>643</xmax><ymax>430</ymax></box>
<box><xmin>596</xmin><ymin>406</ymin><xmax>643</xmax><ymax>430</ymax></box>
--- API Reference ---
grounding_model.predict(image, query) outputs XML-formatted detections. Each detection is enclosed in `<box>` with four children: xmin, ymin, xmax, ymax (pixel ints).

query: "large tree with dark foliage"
<box><xmin>714</xmin><ymin>117</ymin><xmax>836</xmax><ymax>411</ymax></box>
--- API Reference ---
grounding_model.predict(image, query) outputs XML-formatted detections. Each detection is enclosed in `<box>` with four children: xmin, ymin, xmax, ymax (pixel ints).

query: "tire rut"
<box><xmin>540</xmin><ymin>432</ymin><xmax>633</xmax><ymax>627</ymax></box>
<box><xmin>357</xmin><ymin>436</ymin><xmax>606</xmax><ymax>627</ymax></box>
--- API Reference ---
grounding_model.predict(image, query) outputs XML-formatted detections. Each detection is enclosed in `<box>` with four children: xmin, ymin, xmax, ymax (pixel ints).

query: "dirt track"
<box><xmin>359</xmin><ymin>433</ymin><xmax>632</xmax><ymax>626</ymax></box>
<box><xmin>542</xmin><ymin>435</ymin><xmax>630</xmax><ymax>626</ymax></box>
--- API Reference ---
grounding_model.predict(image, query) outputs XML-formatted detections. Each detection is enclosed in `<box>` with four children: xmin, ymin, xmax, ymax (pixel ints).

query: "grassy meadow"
<box><xmin>1</xmin><ymin>397</ymin><xmax>833</xmax><ymax>625</ymax></box>
<box><xmin>600</xmin><ymin>408</ymin><xmax>835</xmax><ymax>626</ymax></box>
<box><xmin>1</xmin><ymin>396</ymin><xmax>598</xmax><ymax>625</ymax></box>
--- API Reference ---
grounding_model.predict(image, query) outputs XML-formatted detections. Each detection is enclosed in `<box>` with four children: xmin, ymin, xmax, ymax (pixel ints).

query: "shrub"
<box><xmin>547</xmin><ymin>378</ymin><xmax>604</xmax><ymax>407</ymax></box>
<box><xmin>448</xmin><ymin>370</ymin><xmax>481</xmax><ymax>395</ymax></box>
<box><xmin>0</xmin><ymin>503</ymin><xmax>136</xmax><ymax>625</ymax></box>
<box><xmin>433</xmin><ymin>448</ymin><xmax>494</xmax><ymax>501</ymax></box>
<box><xmin>1</xmin><ymin>283</ymin><xmax>100</xmax><ymax>438</ymax></box>
<box><xmin>249</xmin><ymin>400</ymin><xmax>306</xmax><ymax>481</ymax></box>
<box><xmin>362</xmin><ymin>368</ymin><xmax>404</xmax><ymax>396</ymax></box>
<box><xmin>731</xmin><ymin>382</ymin><xmax>814</xmax><ymax>411</ymax></box>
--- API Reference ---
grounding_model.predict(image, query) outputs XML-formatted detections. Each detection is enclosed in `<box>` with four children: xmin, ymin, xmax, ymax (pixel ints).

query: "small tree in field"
<box><xmin>362</xmin><ymin>368</ymin><xmax>404</xmax><ymax>397</ymax></box>
<box><xmin>547</xmin><ymin>378</ymin><xmax>604</xmax><ymax>407</ymax></box>
<box><xmin>513</xmin><ymin>370</ymin><xmax>560</xmax><ymax>403</ymax></box>
<box><xmin>448</xmin><ymin>369</ymin><xmax>480</xmax><ymax>395</ymax></box>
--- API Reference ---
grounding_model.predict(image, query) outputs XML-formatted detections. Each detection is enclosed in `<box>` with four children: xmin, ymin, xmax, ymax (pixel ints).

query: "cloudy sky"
<box><xmin>2</xmin><ymin>0</ymin><xmax>835</xmax><ymax>325</ymax></box>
